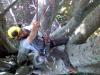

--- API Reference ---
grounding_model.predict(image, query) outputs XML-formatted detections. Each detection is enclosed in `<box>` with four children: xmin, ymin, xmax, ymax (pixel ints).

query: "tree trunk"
<box><xmin>49</xmin><ymin>0</ymin><xmax>100</xmax><ymax>74</ymax></box>
<box><xmin>36</xmin><ymin>0</ymin><xmax>64</xmax><ymax>35</ymax></box>
<box><xmin>0</xmin><ymin>0</ymin><xmax>18</xmax><ymax>57</ymax></box>
<box><xmin>67</xmin><ymin>36</ymin><xmax>100</xmax><ymax>74</ymax></box>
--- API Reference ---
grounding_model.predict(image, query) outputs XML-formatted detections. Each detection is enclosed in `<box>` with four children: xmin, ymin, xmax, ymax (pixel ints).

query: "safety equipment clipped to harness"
<box><xmin>7</xmin><ymin>26</ymin><xmax>21</xmax><ymax>39</ymax></box>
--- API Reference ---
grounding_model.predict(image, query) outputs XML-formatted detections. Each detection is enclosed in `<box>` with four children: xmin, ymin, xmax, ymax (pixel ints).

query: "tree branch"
<box><xmin>70</xmin><ymin>4</ymin><xmax>100</xmax><ymax>44</ymax></box>
<box><xmin>50</xmin><ymin>0</ymin><xmax>90</xmax><ymax>38</ymax></box>
<box><xmin>1</xmin><ymin>0</ymin><xmax>18</xmax><ymax>16</ymax></box>
<box><xmin>50</xmin><ymin>0</ymin><xmax>100</xmax><ymax>40</ymax></box>
<box><xmin>0</xmin><ymin>29</ymin><xmax>17</xmax><ymax>54</ymax></box>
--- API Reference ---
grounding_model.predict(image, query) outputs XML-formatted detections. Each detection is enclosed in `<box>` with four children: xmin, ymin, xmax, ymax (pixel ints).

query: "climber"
<box><xmin>7</xmin><ymin>21</ymin><xmax>69</xmax><ymax>62</ymax></box>
<box><xmin>7</xmin><ymin>20</ymin><xmax>78</xmax><ymax>73</ymax></box>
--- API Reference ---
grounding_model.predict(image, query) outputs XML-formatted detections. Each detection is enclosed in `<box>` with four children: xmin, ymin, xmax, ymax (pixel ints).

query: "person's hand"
<box><xmin>33</xmin><ymin>21</ymin><xmax>40</xmax><ymax>30</ymax></box>
<box><xmin>27</xmin><ymin>21</ymin><xmax>40</xmax><ymax>43</ymax></box>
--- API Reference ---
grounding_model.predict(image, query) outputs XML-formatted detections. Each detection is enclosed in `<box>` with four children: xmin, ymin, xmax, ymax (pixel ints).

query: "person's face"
<box><xmin>16</xmin><ymin>29</ymin><xmax>29</xmax><ymax>40</ymax></box>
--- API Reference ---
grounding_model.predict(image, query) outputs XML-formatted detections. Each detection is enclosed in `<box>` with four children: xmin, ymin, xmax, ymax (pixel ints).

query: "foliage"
<box><xmin>56</xmin><ymin>0</ymin><xmax>74</xmax><ymax>26</ymax></box>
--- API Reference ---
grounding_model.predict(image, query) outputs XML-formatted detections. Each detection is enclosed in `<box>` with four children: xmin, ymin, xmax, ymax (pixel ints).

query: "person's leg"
<box><xmin>50</xmin><ymin>36</ymin><xmax>69</xmax><ymax>47</ymax></box>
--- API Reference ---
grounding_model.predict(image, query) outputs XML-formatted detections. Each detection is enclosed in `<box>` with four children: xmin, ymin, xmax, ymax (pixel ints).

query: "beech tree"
<box><xmin>0</xmin><ymin>0</ymin><xmax>100</xmax><ymax>74</ymax></box>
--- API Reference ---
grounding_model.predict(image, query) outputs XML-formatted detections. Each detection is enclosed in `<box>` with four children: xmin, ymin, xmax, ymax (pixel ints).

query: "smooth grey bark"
<box><xmin>1</xmin><ymin>0</ymin><xmax>100</xmax><ymax>74</ymax></box>
<box><xmin>70</xmin><ymin>4</ymin><xmax>100</xmax><ymax>44</ymax></box>
<box><xmin>7</xmin><ymin>0</ymin><xmax>17</xmax><ymax>24</ymax></box>
<box><xmin>0</xmin><ymin>0</ymin><xmax>18</xmax><ymax>55</ymax></box>
<box><xmin>67</xmin><ymin>36</ymin><xmax>100</xmax><ymax>73</ymax></box>
<box><xmin>48</xmin><ymin>0</ymin><xmax>100</xmax><ymax>74</ymax></box>
<box><xmin>1</xmin><ymin>0</ymin><xmax>18</xmax><ymax>16</ymax></box>
<box><xmin>0</xmin><ymin>28</ymin><xmax>17</xmax><ymax>54</ymax></box>
<box><xmin>65</xmin><ymin>4</ymin><xmax>100</xmax><ymax>74</ymax></box>
<box><xmin>50</xmin><ymin>0</ymin><xmax>90</xmax><ymax>38</ymax></box>
<box><xmin>0</xmin><ymin>3</ymin><xmax>4</xmax><ymax>14</ymax></box>
<box><xmin>50</xmin><ymin>0</ymin><xmax>100</xmax><ymax>39</ymax></box>
<box><xmin>37</xmin><ymin>0</ymin><xmax>64</xmax><ymax>35</ymax></box>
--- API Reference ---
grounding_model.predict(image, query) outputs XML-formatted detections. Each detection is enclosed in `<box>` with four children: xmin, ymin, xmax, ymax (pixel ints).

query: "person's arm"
<box><xmin>27</xmin><ymin>21</ymin><xmax>40</xmax><ymax>43</ymax></box>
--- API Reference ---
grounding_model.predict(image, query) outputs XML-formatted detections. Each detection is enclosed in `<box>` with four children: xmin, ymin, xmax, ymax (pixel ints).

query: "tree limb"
<box><xmin>70</xmin><ymin>4</ymin><xmax>100</xmax><ymax>44</ymax></box>
<box><xmin>50</xmin><ymin>0</ymin><xmax>90</xmax><ymax>38</ymax></box>
<box><xmin>50</xmin><ymin>0</ymin><xmax>100</xmax><ymax>40</ymax></box>
<box><xmin>1</xmin><ymin>0</ymin><xmax>18</xmax><ymax>16</ymax></box>
<box><xmin>0</xmin><ymin>29</ymin><xmax>17</xmax><ymax>54</ymax></box>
